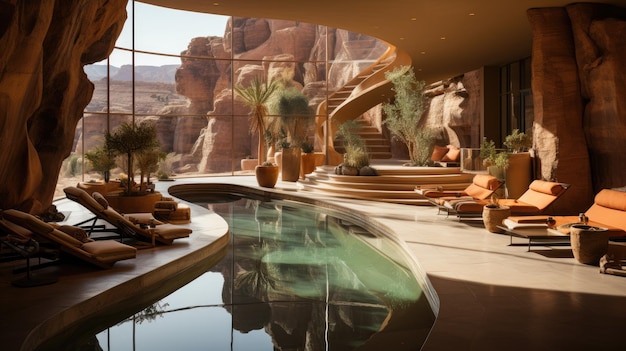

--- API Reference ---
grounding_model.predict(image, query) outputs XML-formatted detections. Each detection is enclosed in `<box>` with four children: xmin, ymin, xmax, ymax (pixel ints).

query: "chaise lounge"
<box><xmin>442</xmin><ymin>179</ymin><xmax>569</xmax><ymax>218</ymax></box>
<box><xmin>0</xmin><ymin>209</ymin><xmax>136</xmax><ymax>269</ymax></box>
<box><xmin>416</xmin><ymin>174</ymin><xmax>503</xmax><ymax>214</ymax></box>
<box><xmin>64</xmin><ymin>186</ymin><xmax>192</xmax><ymax>245</ymax></box>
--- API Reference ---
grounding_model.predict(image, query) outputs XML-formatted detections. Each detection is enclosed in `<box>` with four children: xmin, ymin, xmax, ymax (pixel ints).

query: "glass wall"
<box><xmin>55</xmin><ymin>0</ymin><xmax>388</xmax><ymax>198</ymax></box>
<box><xmin>499</xmin><ymin>57</ymin><xmax>533</xmax><ymax>137</ymax></box>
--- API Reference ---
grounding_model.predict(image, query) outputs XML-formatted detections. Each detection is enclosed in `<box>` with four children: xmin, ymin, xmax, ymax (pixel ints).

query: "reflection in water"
<box><xmin>83</xmin><ymin>197</ymin><xmax>435</xmax><ymax>350</ymax></box>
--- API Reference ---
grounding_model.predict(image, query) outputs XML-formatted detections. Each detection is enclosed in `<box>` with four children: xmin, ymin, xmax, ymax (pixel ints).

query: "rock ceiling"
<box><xmin>141</xmin><ymin>0</ymin><xmax>626</xmax><ymax>83</ymax></box>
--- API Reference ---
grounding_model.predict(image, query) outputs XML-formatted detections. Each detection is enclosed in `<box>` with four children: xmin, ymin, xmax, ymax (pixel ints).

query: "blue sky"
<box><xmin>102</xmin><ymin>2</ymin><xmax>229</xmax><ymax>67</ymax></box>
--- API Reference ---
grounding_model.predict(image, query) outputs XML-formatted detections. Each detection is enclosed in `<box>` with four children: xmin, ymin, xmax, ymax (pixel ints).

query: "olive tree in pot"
<box><xmin>381</xmin><ymin>65</ymin><xmax>434</xmax><ymax>166</ymax></box>
<box><xmin>105</xmin><ymin>121</ymin><xmax>161</xmax><ymax>196</ymax></box>
<box><xmin>234</xmin><ymin>77</ymin><xmax>280</xmax><ymax>187</ymax></box>
<box><xmin>270</xmin><ymin>87</ymin><xmax>314</xmax><ymax>182</ymax></box>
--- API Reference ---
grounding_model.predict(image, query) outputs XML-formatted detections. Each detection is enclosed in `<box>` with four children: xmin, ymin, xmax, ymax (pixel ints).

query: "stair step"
<box><xmin>298</xmin><ymin>163</ymin><xmax>473</xmax><ymax>206</ymax></box>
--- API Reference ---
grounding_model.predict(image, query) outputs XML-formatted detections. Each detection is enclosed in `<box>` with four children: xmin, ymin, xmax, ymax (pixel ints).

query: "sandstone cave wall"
<box><xmin>0</xmin><ymin>0</ymin><xmax>127</xmax><ymax>213</ymax></box>
<box><xmin>528</xmin><ymin>3</ymin><xmax>626</xmax><ymax>214</ymax></box>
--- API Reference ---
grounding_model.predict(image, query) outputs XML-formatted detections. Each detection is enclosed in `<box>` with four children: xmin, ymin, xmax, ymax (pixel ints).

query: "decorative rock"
<box><xmin>359</xmin><ymin>166</ymin><xmax>378</xmax><ymax>176</ymax></box>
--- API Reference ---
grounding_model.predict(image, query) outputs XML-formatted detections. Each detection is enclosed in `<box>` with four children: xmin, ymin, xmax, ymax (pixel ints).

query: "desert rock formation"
<box><xmin>0</xmin><ymin>0</ymin><xmax>127</xmax><ymax>213</ymax></box>
<box><xmin>528</xmin><ymin>3</ymin><xmax>626</xmax><ymax>213</ymax></box>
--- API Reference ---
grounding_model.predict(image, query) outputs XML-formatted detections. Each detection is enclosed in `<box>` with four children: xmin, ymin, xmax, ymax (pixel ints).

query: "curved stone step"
<box><xmin>299</xmin><ymin>163</ymin><xmax>476</xmax><ymax>205</ymax></box>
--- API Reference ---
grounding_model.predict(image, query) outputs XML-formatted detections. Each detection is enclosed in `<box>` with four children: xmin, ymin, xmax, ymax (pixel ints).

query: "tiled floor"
<box><xmin>2</xmin><ymin>176</ymin><xmax>626</xmax><ymax>350</ymax></box>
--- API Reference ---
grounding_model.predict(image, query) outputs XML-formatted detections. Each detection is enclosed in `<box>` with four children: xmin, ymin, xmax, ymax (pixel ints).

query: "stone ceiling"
<box><xmin>141</xmin><ymin>0</ymin><xmax>626</xmax><ymax>83</ymax></box>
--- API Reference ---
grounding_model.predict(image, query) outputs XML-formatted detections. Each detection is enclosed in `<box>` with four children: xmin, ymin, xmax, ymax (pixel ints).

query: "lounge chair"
<box><xmin>1</xmin><ymin>209</ymin><xmax>136</xmax><ymax>269</ymax></box>
<box><xmin>507</xmin><ymin>188</ymin><xmax>626</xmax><ymax>235</ymax></box>
<box><xmin>64</xmin><ymin>186</ymin><xmax>192</xmax><ymax>245</ymax></box>
<box><xmin>416</xmin><ymin>174</ymin><xmax>503</xmax><ymax>214</ymax></box>
<box><xmin>442</xmin><ymin>180</ymin><xmax>570</xmax><ymax>218</ymax></box>
<box><xmin>0</xmin><ymin>218</ymin><xmax>60</xmax><ymax>286</ymax></box>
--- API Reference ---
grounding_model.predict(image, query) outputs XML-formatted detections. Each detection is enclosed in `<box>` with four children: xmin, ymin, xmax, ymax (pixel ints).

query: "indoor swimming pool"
<box><xmin>61</xmin><ymin>191</ymin><xmax>436</xmax><ymax>350</ymax></box>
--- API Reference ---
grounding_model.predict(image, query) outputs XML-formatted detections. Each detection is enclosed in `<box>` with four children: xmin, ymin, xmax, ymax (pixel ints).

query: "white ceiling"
<box><xmin>141</xmin><ymin>0</ymin><xmax>626</xmax><ymax>83</ymax></box>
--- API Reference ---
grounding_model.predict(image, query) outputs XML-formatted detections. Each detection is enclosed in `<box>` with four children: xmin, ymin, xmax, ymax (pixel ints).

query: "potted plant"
<box><xmin>84</xmin><ymin>144</ymin><xmax>116</xmax><ymax>183</ymax></box>
<box><xmin>336</xmin><ymin>120</ymin><xmax>375</xmax><ymax>176</ymax></box>
<box><xmin>300</xmin><ymin>141</ymin><xmax>316</xmax><ymax>179</ymax></box>
<box><xmin>135</xmin><ymin>148</ymin><xmax>165</xmax><ymax>192</ymax></box>
<box><xmin>270</xmin><ymin>87</ymin><xmax>314</xmax><ymax>182</ymax></box>
<box><xmin>105</xmin><ymin>121</ymin><xmax>161</xmax><ymax>196</ymax></box>
<box><xmin>381</xmin><ymin>65</ymin><xmax>434</xmax><ymax>166</ymax></box>
<box><xmin>503</xmin><ymin>129</ymin><xmax>532</xmax><ymax>198</ymax></box>
<box><xmin>504</xmin><ymin>129</ymin><xmax>532</xmax><ymax>153</ymax></box>
<box><xmin>234</xmin><ymin>77</ymin><xmax>280</xmax><ymax>187</ymax></box>
<box><xmin>480</xmin><ymin>137</ymin><xmax>508</xmax><ymax>180</ymax></box>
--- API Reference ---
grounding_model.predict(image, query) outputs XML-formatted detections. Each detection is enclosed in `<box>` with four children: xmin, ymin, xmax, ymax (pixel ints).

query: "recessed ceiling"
<box><xmin>141</xmin><ymin>0</ymin><xmax>626</xmax><ymax>83</ymax></box>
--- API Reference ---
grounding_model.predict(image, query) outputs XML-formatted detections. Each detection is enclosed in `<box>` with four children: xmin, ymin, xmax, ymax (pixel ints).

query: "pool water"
<box><xmin>90</xmin><ymin>196</ymin><xmax>436</xmax><ymax>350</ymax></box>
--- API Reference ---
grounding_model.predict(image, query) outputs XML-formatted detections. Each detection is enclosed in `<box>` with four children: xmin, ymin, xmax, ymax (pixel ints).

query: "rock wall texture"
<box><xmin>528</xmin><ymin>3</ymin><xmax>626</xmax><ymax>213</ymax></box>
<box><xmin>0</xmin><ymin>0</ymin><xmax>127</xmax><ymax>213</ymax></box>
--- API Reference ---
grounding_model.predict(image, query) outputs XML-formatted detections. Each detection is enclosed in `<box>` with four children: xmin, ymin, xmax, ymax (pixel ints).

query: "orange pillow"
<box><xmin>528</xmin><ymin>180</ymin><xmax>565</xmax><ymax>195</ymax></box>
<box><xmin>594</xmin><ymin>189</ymin><xmax>626</xmax><ymax>211</ymax></box>
<box><xmin>473</xmin><ymin>174</ymin><xmax>500</xmax><ymax>190</ymax></box>
<box><xmin>442</xmin><ymin>145</ymin><xmax>460</xmax><ymax>162</ymax></box>
<box><xmin>431</xmin><ymin>145</ymin><xmax>449</xmax><ymax>161</ymax></box>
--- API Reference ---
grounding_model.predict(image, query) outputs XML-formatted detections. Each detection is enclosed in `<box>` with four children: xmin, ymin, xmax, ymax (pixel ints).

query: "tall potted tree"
<box><xmin>270</xmin><ymin>87</ymin><xmax>314</xmax><ymax>182</ymax></box>
<box><xmin>235</xmin><ymin>77</ymin><xmax>280</xmax><ymax>187</ymax></box>
<box><xmin>381</xmin><ymin>65</ymin><xmax>434</xmax><ymax>166</ymax></box>
<box><xmin>105</xmin><ymin>121</ymin><xmax>161</xmax><ymax>196</ymax></box>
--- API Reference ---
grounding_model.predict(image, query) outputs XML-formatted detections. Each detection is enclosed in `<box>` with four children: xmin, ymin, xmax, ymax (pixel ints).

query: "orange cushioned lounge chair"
<box><xmin>508</xmin><ymin>188</ymin><xmax>626</xmax><ymax>235</ymax></box>
<box><xmin>64</xmin><ymin>186</ymin><xmax>192</xmax><ymax>245</ymax></box>
<box><xmin>1</xmin><ymin>209</ymin><xmax>136</xmax><ymax>269</ymax></box>
<box><xmin>417</xmin><ymin>174</ymin><xmax>503</xmax><ymax>215</ymax></box>
<box><xmin>443</xmin><ymin>179</ymin><xmax>570</xmax><ymax>219</ymax></box>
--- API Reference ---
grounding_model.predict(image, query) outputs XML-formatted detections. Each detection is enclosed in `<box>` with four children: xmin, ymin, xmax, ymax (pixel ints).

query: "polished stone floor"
<box><xmin>2</xmin><ymin>175</ymin><xmax>626</xmax><ymax>350</ymax></box>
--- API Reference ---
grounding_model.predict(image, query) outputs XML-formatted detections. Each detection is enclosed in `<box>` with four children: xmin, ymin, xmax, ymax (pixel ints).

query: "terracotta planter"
<box><xmin>255</xmin><ymin>165</ymin><xmax>279</xmax><ymax>188</ymax></box>
<box><xmin>570</xmin><ymin>224</ymin><xmax>609</xmax><ymax>265</ymax></box>
<box><xmin>281</xmin><ymin>147</ymin><xmax>301</xmax><ymax>182</ymax></box>
<box><xmin>104</xmin><ymin>191</ymin><xmax>163</xmax><ymax>213</ymax></box>
<box><xmin>482</xmin><ymin>205</ymin><xmax>510</xmax><ymax>233</ymax></box>
<box><xmin>300</xmin><ymin>153</ymin><xmax>317</xmax><ymax>179</ymax></box>
<box><xmin>505</xmin><ymin>152</ymin><xmax>532</xmax><ymax>199</ymax></box>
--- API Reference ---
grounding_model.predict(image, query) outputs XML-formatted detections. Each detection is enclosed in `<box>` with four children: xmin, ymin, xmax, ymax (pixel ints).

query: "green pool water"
<box><xmin>85</xmin><ymin>195</ymin><xmax>436</xmax><ymax>350</ymax></box>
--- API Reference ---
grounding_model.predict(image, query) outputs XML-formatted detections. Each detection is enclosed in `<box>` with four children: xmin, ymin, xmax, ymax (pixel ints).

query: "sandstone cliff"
<box><xmin>0</xmin><ymin>0</ymin><xmax>127</xmax><ymax>213</ymax></box>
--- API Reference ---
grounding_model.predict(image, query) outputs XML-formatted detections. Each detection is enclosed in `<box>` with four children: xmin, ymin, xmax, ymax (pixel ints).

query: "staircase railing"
<box><xmin>315</xmin><ymin>45</ymin><xmax>412</xmax><ymax>165</ymax></box>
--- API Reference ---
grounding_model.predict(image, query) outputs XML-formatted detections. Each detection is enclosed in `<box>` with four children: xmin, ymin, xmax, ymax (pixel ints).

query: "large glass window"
<box><xmin>55</xmin><ymin>1</ymin><xmax>388</xmax><ymax>199</ymax></box>
<box><xmin>499</xmin><ymin>57</ymin><xmax>533</xmax><ymax>137</ymax></box>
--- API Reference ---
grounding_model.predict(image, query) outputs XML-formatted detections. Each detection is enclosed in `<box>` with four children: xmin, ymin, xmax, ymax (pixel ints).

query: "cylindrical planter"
<box><xmin>281</xmin><ymin>147</ymin><xmax>301</xmax><ymax>182</ymax></box>
<box><xmin>570</xmin><ymin>224</ymin><xmax>609</xmax><ymax>265</ymax></box>
<box><xmin>255</xmin><ymin>165</ymin><xmax>279</xmax><ymax>188</ymax></box>
<box><xmin>482</xmin><ymin>205</ymin><xmax>511</xmax><ymax>233</ymax></box>
<box><xmin>505</xmin><ymin>152</ymin><xmax>532</xmax><ymax>199</ymax></box>
<box><xmin>300</xmin><ymin>153</ymin><xmax>317</xmax><ymax>179</ymax></box>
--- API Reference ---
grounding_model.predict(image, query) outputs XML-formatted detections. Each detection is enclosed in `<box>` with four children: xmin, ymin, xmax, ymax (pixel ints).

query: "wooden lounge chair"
<box><xmin>64</xmin><ymin>186</ymin><xmax>192</xmax><ymax>245</ymax></box>
<box><xmin>442</xmin><ymin>180</ymin><xmax>570</xmax><ymax>218</ymax></box>
<box><xmin>1</xmin><ymin>209</ymin><xmax>136</xmax><ymax>269</ymax></box>
<box><xmin>416</xmin><ymin>174</ymin><xmax>503</xmax><ymax>215</ymax></box>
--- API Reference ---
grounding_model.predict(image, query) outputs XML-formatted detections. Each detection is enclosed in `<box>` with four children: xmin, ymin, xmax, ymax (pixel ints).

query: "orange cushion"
<box><xmin>594</xmin><ymin>189</ymin><xmax>626</xmax><ymax>212</ymax></box>
<box><xmin>431</xmin><ymin>145</ymin><xmax>449</xmax><ymax>161</ymax></box>
<box><xmin>441</xmin><ymin>145</ymin><xmax>460</xmax><ymax>162</ymax></box>
<box><xmin>473</xmin><ymin>174</ymin><xmax>500</xmax><ymax>190</ymax></box>
<box><xmin>528</xmin><ymin>180</ymin><xmax>565</xmax><ymax>196</ymax></box>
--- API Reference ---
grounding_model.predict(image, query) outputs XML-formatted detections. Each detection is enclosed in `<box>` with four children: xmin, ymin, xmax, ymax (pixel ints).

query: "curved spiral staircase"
<box><xmin>303</xmin><ymin>45</ymin><xmax>473</xmax><ymax>205</ymax></box>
